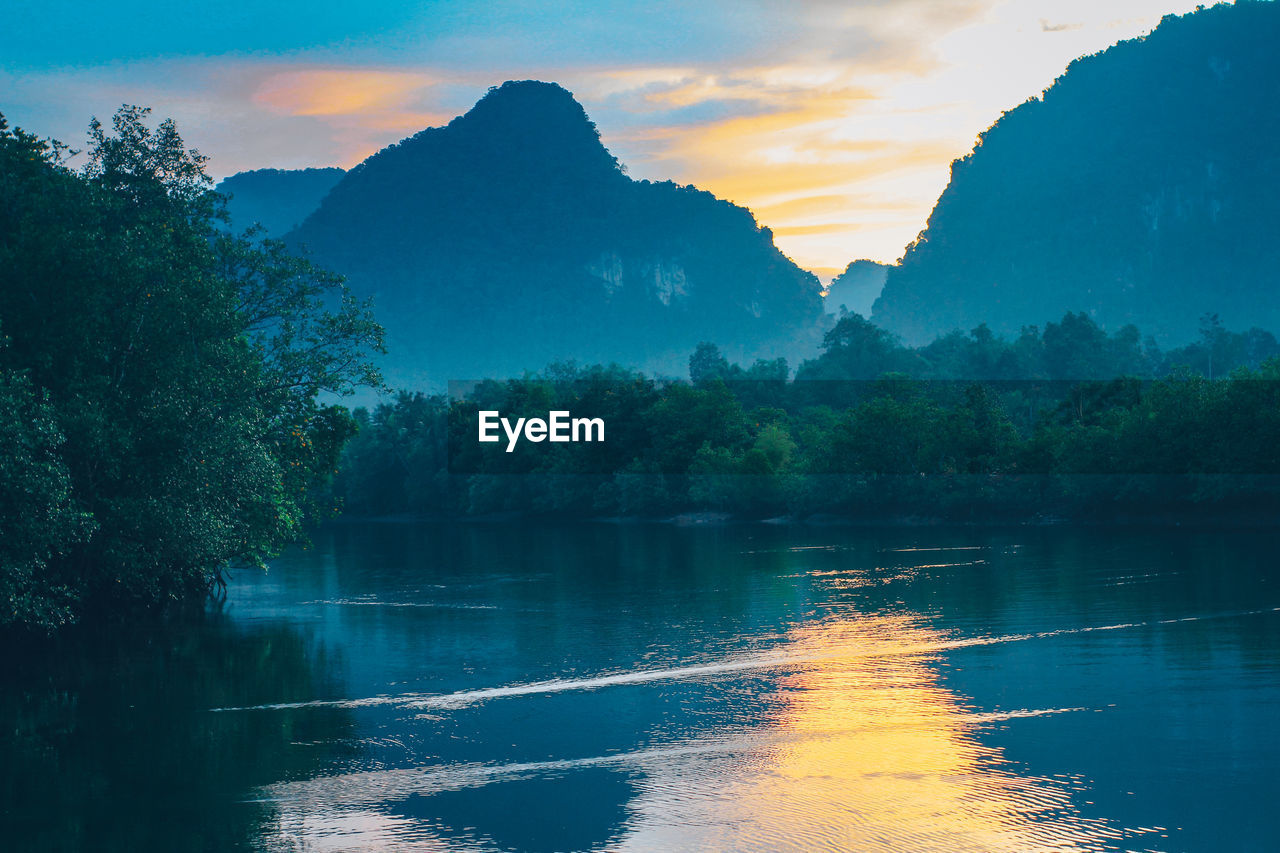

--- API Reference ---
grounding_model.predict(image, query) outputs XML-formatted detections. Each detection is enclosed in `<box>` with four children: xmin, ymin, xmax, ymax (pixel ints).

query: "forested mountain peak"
<box><xmin>286</xmin><ymin>80</ymin><xmax>824</xmax><ymax>387</ymax></box>
<box><xmin>439</xmin><ymin>80</ymin><xmax>623</xmax><ymax>177</ymax></box>
<box><xmin>872</xmin><ymin>0</ymin><xmax>1280</xmax><ymax>346</ymax></box>
<box><xmin>331</xmin><ymin>80</ymin><xmax>628</xmax><ymax>205</ymax></box>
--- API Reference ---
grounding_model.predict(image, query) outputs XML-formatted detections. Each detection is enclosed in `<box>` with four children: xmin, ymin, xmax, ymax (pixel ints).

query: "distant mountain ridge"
<box><xmin>270</xmin><ymin>80</ymin><xmax>824</xmax><ymax>386</ymax></box>
<box><xmin>825</xmin><ymin>260</ymin><xmax>888</xmax><ymax>317</ymax></box>
<box><xmin>872</xmin><ymin>1</ymin><xmax>1280</xmax><ymax>346</ymax></box>
<box><xmin>216</xmin><ymin>167</ymin><xmax>345</xmax><ymax>236</ymax></box>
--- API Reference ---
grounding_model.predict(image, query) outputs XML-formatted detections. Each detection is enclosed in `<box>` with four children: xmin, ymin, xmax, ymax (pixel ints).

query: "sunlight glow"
<box><xmin>253</xmin><ymin>601</ymin><xmax>1155</xmax><ymax>850</ymax></box>
<box><xmin>617</xmin><ymin>609</ymin><xmax>1139</xmax><ymax>851</ymax></box>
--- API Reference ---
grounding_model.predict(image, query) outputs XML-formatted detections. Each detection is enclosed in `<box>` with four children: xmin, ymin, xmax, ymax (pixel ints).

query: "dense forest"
<box><xmin>332</xmin><ymin>311</ymin><xmax>1280</xmax><ymax>523</ymax></box>
<box><xmin>873</xmin><ymin>0</ymin><xmax>1280</xmax><ymax>346</ymax></box>
<box><xmin>0</xmin><ymin>110</ymin><xmax>383</xmax><ymax>632</ymax></box>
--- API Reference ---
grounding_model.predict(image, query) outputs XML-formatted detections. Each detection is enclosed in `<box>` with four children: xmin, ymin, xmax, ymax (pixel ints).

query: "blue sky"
<box><xmin>1</xmin><ymin>0</ymin><xmax>1209</xmax><ymax>273</ymax></box>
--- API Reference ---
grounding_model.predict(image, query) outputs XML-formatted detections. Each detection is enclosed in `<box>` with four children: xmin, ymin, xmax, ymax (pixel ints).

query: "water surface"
<box><xmin>3</xmin><ymin>523</ymin><xmax>1278</xmax><ymax>851</ymax></box>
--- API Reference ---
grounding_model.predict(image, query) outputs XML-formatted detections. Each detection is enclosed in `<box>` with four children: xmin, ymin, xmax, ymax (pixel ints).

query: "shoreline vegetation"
<box><xmin>331</xmin><ymin>331</ymin><xmax>1280</xmax><ymax>528</ymax></box>
<box><xmin>0</xmin><ymin>110</ymin><xmax>384</xmax><ymax>632</ymax></box>
<box><xmin>332</xmin><ymin>350</ymin><xmax>1280</xmax><ymax>525</ymax></box>
<box><xmin>4</xmin><ymin>107</ymin><xmax>1280</xmax><ymax>635</ymax></box>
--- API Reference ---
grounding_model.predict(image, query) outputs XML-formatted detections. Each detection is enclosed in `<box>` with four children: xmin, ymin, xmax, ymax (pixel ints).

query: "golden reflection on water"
<box><xmin>614</xmin><ymin>612</ymin><xmax>1129</xmax><ymax>852</ymax></box>
<box><xmin>258</xmin><ymin>608</ymin><xmax>1144</xmax><ymax>852</ymax></box>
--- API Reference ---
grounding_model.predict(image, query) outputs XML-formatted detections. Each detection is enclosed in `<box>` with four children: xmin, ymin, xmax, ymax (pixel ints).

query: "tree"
<box><xmin>796</xmin><ymin>313</ymin><xmax>920</xmax><ymax>381</ymax></box>
<box><xmin>0</xmin><ymin>108</ymin><xmax>383</xmax><ymax>631</ymax></box>
<box><xmin>1042</xmin><ymin>312</ymin><xmax>1110</xmax><ymax>379</ymax></box>
<box><xmin>0</xmin><ymin>365</ymin><xmax>95</xmax><ymax>629</ymax></box>
<box><xmin>689</xmin><ymin>342</ymin><xmax>731</xmax><ymax>385</ymax></box>
<box><xmin>1199</xmin><ymin>312</ymin><xmax>1228</xmax><ymax>380</ymax></box>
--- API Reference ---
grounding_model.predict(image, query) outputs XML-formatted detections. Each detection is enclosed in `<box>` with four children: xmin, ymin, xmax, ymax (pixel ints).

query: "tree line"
<box><xmin>332</xmin><ymin>314</ymin><xmax>1280</xmax><ymax>523</ymax></box>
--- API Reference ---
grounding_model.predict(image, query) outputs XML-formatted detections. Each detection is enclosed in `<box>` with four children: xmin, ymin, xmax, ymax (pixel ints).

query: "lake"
<box><xmin>2</xmin><ymin>522</ymin><xmax>1278</xmax><ymax>852</ymax></box>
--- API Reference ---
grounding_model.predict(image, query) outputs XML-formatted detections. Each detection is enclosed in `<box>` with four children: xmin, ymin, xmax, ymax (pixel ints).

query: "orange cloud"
<box><xmin>771</xmin><ymin>223</ymin><xmax>866</xmax><ymax>237</ymax></box>
<box><xmin>637</xmin><ymin>93</ymin><xmax>964</xmax><ymax>267</ymax></box>
<box><xmin>753</xmin><ymin>193</ymin><xmax>861</xmax><ymax>219</ymax></box>
<box><xmin>756</xmin><ymin>193</ymin><xmax>920</xmax><ymax>221</ymax></box>
<box><xmin>254</xmin><ymin>69</ymin><xmax>436</xmax><ymax>117</ymax></box>
<box><xmin>241</xmin><ymin>66</ymin><xmax>461</xmax><ymax>169</ymax></box>
<box><xmin>575</xmin><ymin>66</ymin><xmax>968</xmax><ymax>267</ymax></box>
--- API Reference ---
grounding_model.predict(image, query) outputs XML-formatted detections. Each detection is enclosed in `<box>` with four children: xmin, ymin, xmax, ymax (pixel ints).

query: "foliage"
<box><xmin>797</xmin><ymin>310</ymin><xmax>1277</xmax><ymax>382</ymax></box>
<box><xmin>0</xmin><ymin>108</ymin><xmax>382</xmax><ymax>632</ymax></box>
<box><xmin>0</xmin><ymin>367</ymin><xmax>95</xmax><ymax>628</ymax></box>
<box><xmin>330</xmin><ymin>316</ymin><xmax>1280</xmax><ymax>523</ymax></box>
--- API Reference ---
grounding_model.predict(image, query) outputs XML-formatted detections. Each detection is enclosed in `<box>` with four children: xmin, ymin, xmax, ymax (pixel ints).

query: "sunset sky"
<box><xmin>2</xmin><ymin>0</ymin><xmax>1208</xmax><ymax>276</ymax></box>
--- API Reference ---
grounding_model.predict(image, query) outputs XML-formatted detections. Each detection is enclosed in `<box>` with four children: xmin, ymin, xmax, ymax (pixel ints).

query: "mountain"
<box><xmin>217</xmin><ymin>167</ymin><xmax>345</xmax><ymax>236</ymax></box>
<box><xmin>825</xmin><ymin>260</ymin><xmax>887</xmax><ymax>317</ymax></box>
<box><xmin>872</xmin><ymin>1</ymin><xmax>1280</xmax><ymax>346</ymax></box>
<box><xmin>286</xmin><ymin>80</ymin><xmax>824</xmax><ymax>387</ymax></box>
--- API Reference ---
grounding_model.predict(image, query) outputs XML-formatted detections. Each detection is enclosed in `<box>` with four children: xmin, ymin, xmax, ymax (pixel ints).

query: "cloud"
<box><xmin>253</xmin><ymin>69</ymin><xmax>436</xmax><ymax>118</ymax></box>
<box><xmin>563</xmin><ymin>63</ymin><xmax>967</xmax><ymax>268</ymax></box>
<box><xmin>247</xmin><ymin>67</ymin><xmax>458</xmax><ymax>163</ymax></box>
<box><xmin>0</xmin><ymin>0</ymin><xmax>1210</xmax><ymax>269</ymax></box>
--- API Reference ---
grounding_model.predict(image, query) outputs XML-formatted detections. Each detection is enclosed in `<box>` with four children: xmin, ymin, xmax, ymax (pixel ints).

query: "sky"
<box><xmin>1</xmin><ymin>0</ymin><xmax>1210</xmax><ymax>277</ymax></box>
